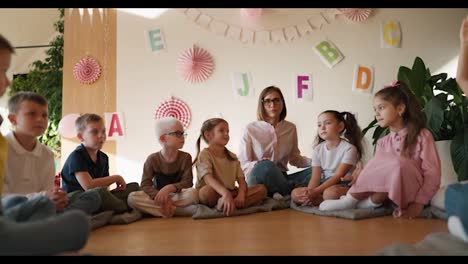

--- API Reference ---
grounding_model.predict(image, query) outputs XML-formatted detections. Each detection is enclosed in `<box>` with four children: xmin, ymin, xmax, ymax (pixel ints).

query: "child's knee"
<box><xmin>186</xmin><ymin>188</ymin><xmax>199</xmax><ymax>204</ymax></box>
<box><xmin>256</xmin><ymin>184</ymin><xmax>268</xmax><ymax>198</ymax></box>
<box><xmin>323</xmin><ymin>186</ymin><xmax>344</xmax><ymax>200</ymax></box>
<box><xmin>198</xmin><ymin>186</ymin><xmax>218</xmax><ymax>207</ymax></box>
<box><xmin>127</xmin><ymin>190</ymin><xmax>144</xmax><ymax>207</ymax></box>
<box><xmin>291</xmin><ymin>187</ymin><xmax>305</xmax><ymax>202</ymax></box>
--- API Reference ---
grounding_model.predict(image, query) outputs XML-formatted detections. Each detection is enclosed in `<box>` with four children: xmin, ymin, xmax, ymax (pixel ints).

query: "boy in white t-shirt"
<box><xmin>2</xmin><ymin>92</ymin><xmax>101</xmax><ymax>220</ymax></box>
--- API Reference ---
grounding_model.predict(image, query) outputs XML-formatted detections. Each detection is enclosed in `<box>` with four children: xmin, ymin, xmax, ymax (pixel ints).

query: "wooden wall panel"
<box><xmin>62</xmin><ymin>8</ymin><xmax>117</xmax><ymax>173</ymax></box>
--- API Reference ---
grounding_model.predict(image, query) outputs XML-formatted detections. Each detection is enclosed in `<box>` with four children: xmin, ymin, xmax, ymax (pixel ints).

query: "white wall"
<box><xmin>116</xmin><ymin>8</ymin><xmax>467</xmax><ymax>184</ymax></box>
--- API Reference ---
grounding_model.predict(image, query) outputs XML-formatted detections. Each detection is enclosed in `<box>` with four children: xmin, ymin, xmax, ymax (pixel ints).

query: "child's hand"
<box><xmin>234</xmin><ymin>191</ymin><xmax>246</xmax><ymax>209</ymax></box>
<box><xmin>160</xmin><ymin>199</ymin><xmax>175</xmax><ymax>218</ymax></box>
<box><xmin>113</xmin><ymin>175</ymin><xmax>127</xmax><ymax>191</ymax></box>
<box><xmin>304</xmin><ymin>188</ymin><xmax>322</xmax><ymax>206</ymax></box>
<box><xmin>461</xmin><ymin>16</ymin><xmax>468</xmax><ymax>44</ymax></box>
<box><xmin>154</xmin><ymin>186</ymin><xmax>172</xmax><ymax>206</ymax></box>
<box><xmin>342</xmin><ymin>162</ymin><xmax>363</xmax><ymax>186</ymax></box>
<box><xmin>47</xmin><ymin>188</ymin><xmax>68</xmax><ymax>211</ymax></box>
<box><xmin>400</xmin><ymin>202</ymin><xmax>424</xmax><ymax>219</ymax></box>
<box><xmin>220</xmin><ymin>193</ymin><xmax>236</xmax><ymax>216</ymax></box>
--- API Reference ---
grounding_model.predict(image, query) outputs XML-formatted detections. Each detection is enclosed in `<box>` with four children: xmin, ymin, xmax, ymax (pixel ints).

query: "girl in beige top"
<box><xmin>194</xmin><ymin>118</ymin><xmax>267</xmax><ymax>216</ymax></box>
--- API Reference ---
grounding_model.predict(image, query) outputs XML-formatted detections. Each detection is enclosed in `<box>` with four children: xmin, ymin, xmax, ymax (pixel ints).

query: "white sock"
<box><xmin>356</xmin><ymin>196</ymin><xmax>382</xmax><ymax>209</ymax></box>
<box><xmin>272</xmin><ymin>192</ymin><xmax>284</xmax><ymax>201</ymax></box>
<box><xmin>319</xmin><ymin>193</ymin><xmax>359</xmax><ymax>211</ymax></box>
<box><xmin>448</xmin><ymin>216</ymin><xmax>468</xmax><ymax>243</ymax></box>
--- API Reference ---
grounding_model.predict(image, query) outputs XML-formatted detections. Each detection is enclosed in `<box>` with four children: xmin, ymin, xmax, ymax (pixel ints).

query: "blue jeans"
<box><xmin>0</xmin><ymin>196</ymin><xmax>90</xmax><ymax>255</ymax></box>
<box><xmin>445</xmin><ymin>183</ymin><xmax>468</xmax><ymax>232</ymax></box>
<box><xmin>246</xmin><ymin>160</ymin><xmax>311</xmax><ymax>196</ymax></box>
<box><xmin>3</xmin><ymin>190</ymin><xmax>101</xmax><ymax>220</ymax></box>
<box><xmin>2</xmin><ymin>195</ymin><xmax>56</xmax><ymax>222</ymax></box>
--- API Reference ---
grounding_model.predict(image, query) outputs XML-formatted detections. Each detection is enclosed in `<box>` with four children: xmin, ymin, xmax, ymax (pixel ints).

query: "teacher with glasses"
<box><xmin>238</xmin><ymin>86</ymin><xmax>311</xmax><ymax>197</ymax></box>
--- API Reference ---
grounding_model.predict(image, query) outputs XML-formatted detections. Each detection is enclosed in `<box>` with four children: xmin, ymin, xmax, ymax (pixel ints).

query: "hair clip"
<box><xmin>383</xmin><ymin>81</ymin><xmax>399</xmax><ymax>89</ymax></box>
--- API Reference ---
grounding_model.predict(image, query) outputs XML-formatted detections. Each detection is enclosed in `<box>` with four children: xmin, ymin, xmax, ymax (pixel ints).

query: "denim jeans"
<box><xmin>246</xmin><ymin>160</ymin><xmax>311</xmax><ymax>196</ymax></box>
<box><xmin>445</xmin><ymin>183</ymin><xmax>468</xmax><ymax>232</ymax></box>
<box><xmin>2</xmin><ymin>195</ymin><xmax>55</xmax><ymax>222</ymax></box>
<box><xmin>0</xmin><ymin>196</ymin><xmax>90</xmax><ymax>255</ymax></box>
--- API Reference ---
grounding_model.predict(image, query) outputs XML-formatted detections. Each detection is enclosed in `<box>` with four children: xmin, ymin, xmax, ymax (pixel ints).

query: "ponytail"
<box><xmin>315</xmin><ymin>110</ymin><xmax>364</xmax><ymax>161</ymax></box>
<box><xmin>341</xmin><ymin>111</ymin><xmax>363</xmax><ymax>161</ymax></box>
<box><xmin>192</xmin><ymin>135</ymin><xmax>203</xmax><ymax>166</ymax></box>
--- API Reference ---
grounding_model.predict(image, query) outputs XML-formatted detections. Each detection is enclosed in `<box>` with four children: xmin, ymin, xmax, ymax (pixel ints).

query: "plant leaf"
<box><xmin>424</xmin><ymin>97</ymin><xmax>445</xmax><ymax>140</ymax></box>
<box><xmin>451</xmin><ymin>125</ymin><xmax>468</xmax><ymax>181</ymax></box>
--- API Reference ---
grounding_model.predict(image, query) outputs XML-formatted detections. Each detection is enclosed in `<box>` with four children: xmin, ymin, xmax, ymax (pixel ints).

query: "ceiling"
<box><xmin>0</xmin><ymin>8</ymin><xmax>60</xmax><ymax>74</ymax></box>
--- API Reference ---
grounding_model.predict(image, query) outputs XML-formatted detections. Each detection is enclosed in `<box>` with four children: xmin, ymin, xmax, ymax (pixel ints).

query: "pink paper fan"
<box><xmin>176</xmin><ymin>45</ymin><xmax>214</xmax><ymax>83</ymax></box>
<box><xmin>339</xmin><ymin>8</ymin><xmax>372</xmax><ymax>22</ymax></box>
<box><xmin>154</xmin><ymin>97</ymin><xmax>191</xmax><ymax>129</ymax></box>
<box><xmin>73</xmin><ymin>56</ymin><xmax>101</xmax><ymax>84</ymax></box>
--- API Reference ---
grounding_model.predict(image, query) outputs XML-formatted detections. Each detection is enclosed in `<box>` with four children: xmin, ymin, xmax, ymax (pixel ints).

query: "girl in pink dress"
<box><xmin>319</xmin><ymin>81</ymin><xmax>441</xmax><ymax>219</ymax></box>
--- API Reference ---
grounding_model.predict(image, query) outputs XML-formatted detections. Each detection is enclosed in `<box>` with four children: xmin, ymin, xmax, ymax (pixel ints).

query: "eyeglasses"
<box><xmin>164</xmin><ymin>131</ymin><xmax>187</xmax><ymax>138</ymax></box>
<box><xmin>262</xmin><ymin>98</ymin><xmax>282</xmax><ymax>105</ymax></box>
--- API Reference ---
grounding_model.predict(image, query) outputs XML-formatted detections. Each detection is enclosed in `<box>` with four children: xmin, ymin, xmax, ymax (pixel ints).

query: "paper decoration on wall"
<box><xmin>105</xmin><ymin>112</ymin><xmax>125</xmax><ymax>140</ymax></box>
<box><xmin>232</xmin><ymin>72</ymin><xmax>254</xmax><ymax>98</ymax></box>
<box><xmin>381</xmin><ymin>21</ymin><xmax>402</xmax><ymax>48</ymax></box>
<box><xmin>154</xmin><ymin>97</ymin><xmax>192</xmax><ymax>129</ymax></box>
<box><xmin>180</xmin><ymin>8</ymin><xmax>342</xmax><ymax>44</ymax></box>
<box><xmin>293</xmin><ymin>74</ymin><xmax>313</xmax><ymax>102</ymax></box>
<box><xmin>314</xmin><ymin>39</ymin><xmax>344</xmax><ymax>68</ymax></box>
<box><xmin>58</xmin><ymin>113</ymin><xmax>81</xmax><ymax>138</ymax></box>
<box><xmin>240</xmin><ymin>8</ymin><xmax>263</xmax><ymax>19</ymax></box>
<box><xmin>176</xmin><ymin>45</ymin><xmax>215</xmax><ymax>83</ymax></box>
<box><xmin>69</xmin><ymin>8</ymin><xmax>106</xmax><ymax>24</ymax></box>
<box><xmin>338</xmin><ymin>8</ymin><xmax>372</xmax><ymax>23</ymax></box>
<box><xmin>146</xmin><ymin>28</ymin><xmax>166</xmax><ymax>53</ymax></box>
<box><xmin>73</xmin><ymin>56</ymin><xmax>101</xmax><ymax>84</ymax></box>
<box><xmin>352</xmin><ymin>65</ymin><xmax>374</xmax><ymax>94</ymax></box>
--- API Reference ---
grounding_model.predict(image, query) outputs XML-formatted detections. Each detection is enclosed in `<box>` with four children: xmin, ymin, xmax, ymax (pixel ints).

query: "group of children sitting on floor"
<box><xmin>2</xmin><ymin>19</ymin><xmax>468</xmax><ymax>254</ymax></box>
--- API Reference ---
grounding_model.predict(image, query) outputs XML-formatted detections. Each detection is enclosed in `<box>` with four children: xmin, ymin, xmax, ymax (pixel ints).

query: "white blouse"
<box><xmin>238</xmin><ymin>120</ymin><xmax>311</xmax><ymax>176</ymax></box>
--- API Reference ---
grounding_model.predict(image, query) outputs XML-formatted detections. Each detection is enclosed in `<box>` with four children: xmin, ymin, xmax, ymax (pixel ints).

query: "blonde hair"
<box><xmin>155</xmin><ymin>117</ymin><xmax>183</xmax><ymax>137</ymax></box>
<box><xmin>193</xmin><ymin>118</ymin><xmax>236</xmax><ymax>165</ymax></box>
<box><xmin>8</xmin><ymin>91</ymin><xmax>47</xmax><ymax>114</ymax></box>
<box><xmin>75</xmin><ymin>113</ymin><xmax>103</xmax><ymax>133</ymax></box>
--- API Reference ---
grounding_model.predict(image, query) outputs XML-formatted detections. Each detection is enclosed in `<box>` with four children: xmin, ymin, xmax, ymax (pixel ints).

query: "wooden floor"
<box><xmin>81</xmin><ymin>209</ymin><xmax>448</xmax><ymax>255</ymax></box>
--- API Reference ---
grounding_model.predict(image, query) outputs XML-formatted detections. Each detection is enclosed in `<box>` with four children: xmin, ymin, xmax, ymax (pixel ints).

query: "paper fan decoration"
<box><xmin>73</xmin><ymin>56</ymin><xmax>101</xmax><ymax>84</ymax></box>
<box><xmin>177</xmin><ymin>45</ymin><xmax>214</xmax><ymax>83</ymax></box>
<box><xmin>154</xmin><ymin>97</ymin><xmax>192</xmax><ymax>129</ymax></box>
<box><xmin>339</xmin><ymin>8</ymin><xmax>372</xmax><ymax>23</ymax></box>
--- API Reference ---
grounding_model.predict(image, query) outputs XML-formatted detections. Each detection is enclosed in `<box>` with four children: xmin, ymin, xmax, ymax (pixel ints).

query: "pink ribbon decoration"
<box><xmin>240</xmin><ymin>8</ymin><xmax>263</xmax><ymax>18</ymax></box>
<box><xmin>73</xmin><ymin>56</ymin><xmax>101</xmax><ymax>85</ymax></box>
<box><xmin>176</xmin><ymin>45</ymin><xmax>214</xmax><ymax>83</ymax></box>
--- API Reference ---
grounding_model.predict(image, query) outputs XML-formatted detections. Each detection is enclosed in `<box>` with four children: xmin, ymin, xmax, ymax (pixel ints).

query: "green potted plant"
<box><xmin>9</xmin><ymin>8</ymin><xmax>63</xmax><ymax>158</ymax></box>
<box><xmin>362</xmin><ymin>57</ymin><xmax>468</xmax><ymax>183</ymax></box>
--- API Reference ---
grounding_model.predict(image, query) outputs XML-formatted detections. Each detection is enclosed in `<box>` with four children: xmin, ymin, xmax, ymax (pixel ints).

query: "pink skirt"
<box><xmin>349</xmin><ymin>152</ymin><xmax>423</xmax><ymax>209</ymax></box>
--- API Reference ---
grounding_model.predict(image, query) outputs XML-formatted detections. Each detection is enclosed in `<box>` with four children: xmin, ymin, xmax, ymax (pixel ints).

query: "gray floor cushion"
<box><xmin>109</xmin><ymin>209</ymin><xmax>143</xmax><ymax>224</ymax></box>
<box><xmin>290</xmin><ymin>199</ymin><xmax>448</xmax><ymax>220</ymax></box>
<box><xmin>378</xmin><ymin>232</ymin><xmax>468</xmax><ymax>255</ymax></box>
<box><xmin>90</xmin><ymin>210</ymin><xmax>114</xmax><ymax>230</ymax></box>
<box><xmin>290</xmin><ymin>200</ymin><xmax>394</xmax><ymax>220</ymax></box>
<box><xmin>192</xmin><ymin>196</ymin><xmax>290</xmax><ymax>219</ymax></box>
